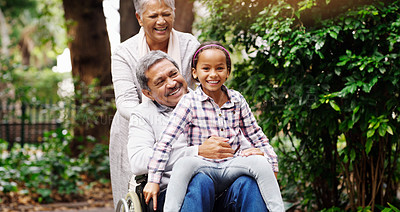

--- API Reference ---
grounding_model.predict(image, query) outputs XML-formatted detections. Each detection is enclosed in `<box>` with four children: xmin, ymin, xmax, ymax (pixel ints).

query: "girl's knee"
<box><xmin>173</xmin><ymin>156</ymin><xmax>202</xmax><ymax>174</ymax></box>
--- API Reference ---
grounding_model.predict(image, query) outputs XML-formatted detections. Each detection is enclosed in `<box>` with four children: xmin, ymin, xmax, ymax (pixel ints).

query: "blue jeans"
<box><xmin>164</xmin><ymin>156</ymin><xmax>284</xmax><ymax>212</ymax></box>
<box><xmin>181</xmin><ymin>173</ymin><xmax>268</xmax><ymax>212</ymax></box>
<box><xmin>150</xmin><ymin>173</ymin><xmax>268</xmax><ymax>212</ymax></box>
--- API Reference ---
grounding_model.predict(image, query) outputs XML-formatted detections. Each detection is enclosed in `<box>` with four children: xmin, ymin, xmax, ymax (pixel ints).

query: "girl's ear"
<box><xmin>192</xmin><ymin>67</ymin><xmax>198</xmax><ymax>80</ymax></box>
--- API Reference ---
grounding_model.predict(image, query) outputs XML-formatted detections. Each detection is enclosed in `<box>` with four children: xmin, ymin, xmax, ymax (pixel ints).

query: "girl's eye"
<box><xmin>163</xmin><ymin>13</ymin><xmax>171</xmax><ymax>17</ymax></box>
<box><xmin>150</xmin><ymin>15</ymin><xmax>157</xmax><ymax>18</ymax></box>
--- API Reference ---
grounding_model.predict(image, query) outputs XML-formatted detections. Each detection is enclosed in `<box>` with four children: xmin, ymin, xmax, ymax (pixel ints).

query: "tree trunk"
<box><xmin>63</xmin><ymin>0</ymin><xmax>113</xmax><ymax>156</ymax></box>
<box><xmin>174</xmin><ymin>0</ymin><xmax>194</xmax><ymax>33</ymax></box>
<box><xmin>120</xmin><ymin>0</ymin><xmax>140</xmax><ymax>42</ymax></box>
<box><xmin>0</xmin><ymin>8</ymin><xmax>10</xmax><ymax>57</ymax></box>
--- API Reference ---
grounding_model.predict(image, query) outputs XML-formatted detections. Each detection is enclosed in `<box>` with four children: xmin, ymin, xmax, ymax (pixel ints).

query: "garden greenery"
<box><xmin>0</xmin><ymin>129</ymin><xmax>110</xmax><ymax>204</ymax></box>
<box><xmin>198</xmin><ymin>0</ymin><xmax>400</xmax><ymax>210</ymax></box>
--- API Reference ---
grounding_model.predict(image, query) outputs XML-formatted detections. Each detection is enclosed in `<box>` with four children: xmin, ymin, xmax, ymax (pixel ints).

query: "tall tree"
<box><xmin>63</xmin><ymin>0</ymin><xmax>113</xmax><ymax>155</ymax></box>
<box><xmin>174</xmin><ymin>0</ymin><xmax>194</xmax><ymax>33</ymax></box>
<box><xmin>120</xmin><ymin>0</ymin><xmax>140</xmax><ymax>42</ymax></box>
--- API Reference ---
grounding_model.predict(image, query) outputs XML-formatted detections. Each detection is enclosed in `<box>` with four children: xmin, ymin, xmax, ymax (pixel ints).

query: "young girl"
<box><xmin>144</xmin><ymin>41</ymin><xmax>284</xmax><ymax>211</ymax></box>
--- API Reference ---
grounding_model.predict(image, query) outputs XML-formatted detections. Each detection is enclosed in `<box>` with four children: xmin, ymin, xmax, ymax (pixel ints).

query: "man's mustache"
<box><xmin>165</xmin><ymin>83</ymin><xmax>182</xmax><ymax>97</ymax></box>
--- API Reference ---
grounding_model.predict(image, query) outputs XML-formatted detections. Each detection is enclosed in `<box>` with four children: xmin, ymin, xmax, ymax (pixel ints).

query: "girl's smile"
<box><xmin>192</xmin><ymin>48</ymin><xmax>230</xmax><ymax>104</ymax></box>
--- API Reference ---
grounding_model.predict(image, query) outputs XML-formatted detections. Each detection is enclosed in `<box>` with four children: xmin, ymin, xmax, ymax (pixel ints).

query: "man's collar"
<box><xmin>153</xmin><ymin>101</ymin><xmax>174</xmax><ymax>113</ymax></box>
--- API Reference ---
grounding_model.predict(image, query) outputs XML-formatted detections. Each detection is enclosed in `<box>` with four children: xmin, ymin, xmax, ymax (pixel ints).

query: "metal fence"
<box><xmin>0</xmin><ymin>100</ymin><xmax>65</xmax><ymax>149</ymax></box>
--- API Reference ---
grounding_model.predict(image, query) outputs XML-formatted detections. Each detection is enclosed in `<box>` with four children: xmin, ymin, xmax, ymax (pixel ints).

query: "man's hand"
<box><xmin>143</xmin><ymin>182</ymin><xmax>160</xmax><ymax>211</ymax></box>
<box><xmin>198</xmin><ymin>136</ymin><xmax>234</xmax><ymax>159</ymax></box>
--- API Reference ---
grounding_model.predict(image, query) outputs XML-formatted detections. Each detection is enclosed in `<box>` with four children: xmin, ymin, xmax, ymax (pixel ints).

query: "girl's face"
<box><xmin>192</xmin><ymin>48</ymin><xmax>230</xmax><ymax>98</ymax></box>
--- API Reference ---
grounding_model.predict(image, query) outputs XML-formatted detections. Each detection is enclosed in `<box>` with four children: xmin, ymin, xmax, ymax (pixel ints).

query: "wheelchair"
<box><xmin>116</xmin><ymin>175</ymin><xmax>148</xmax><ymax>212</ymax></box>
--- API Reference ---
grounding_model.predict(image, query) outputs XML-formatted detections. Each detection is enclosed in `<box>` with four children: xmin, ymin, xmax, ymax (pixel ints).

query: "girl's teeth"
<box><xmin>208</xmin><ymin>81</ymin><xmax>219</xmax><ymax>84</ymax></box>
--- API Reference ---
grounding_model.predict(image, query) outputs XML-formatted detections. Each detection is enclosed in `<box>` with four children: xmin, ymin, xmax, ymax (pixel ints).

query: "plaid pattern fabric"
<box><xmin>148</xmin><ymin>86</ymin><xmax>278</xmax><ymax>183</ymax></box>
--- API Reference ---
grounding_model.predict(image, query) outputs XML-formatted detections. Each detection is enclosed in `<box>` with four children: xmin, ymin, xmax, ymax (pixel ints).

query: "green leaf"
<box><xmin>388</xmin><ymin>203</ymin><xmax>400</xmax><ymax>212</ymax></box>
<box><xmin>350</xmin><ymin>149</ymin><xmax>356</xmax><ymax>161</ymax></box>
<box><xmin>378</xmin><ymin>125</ymin><xmax>386</xmax><ymax>137</ymax></box>
<box><xmin>387</xmin><ymin>126</ymin><xmax>394</xmax><ymax>135</ymax></box>
<box><xmin>315</xmin><ymin>40</ymin><xmax>325</xmax><ymax>50</ymax></box>
<box><xmin>367</xmin><ymin>129</ymin><xmax>375</xmax><ymax>138</ymax></box>
<box><xmin>328</xmin><ymin>30</ymin><xmax>338</xmax><ymax>39</ymax></box>
<box><xmin>365</xmin><ymin>139</ymin><xmax>373</xmax><ymax>154</ymax></box>
<box><xmin>329</xmin><ymin>100</ymin><xmax>341</xmax><ymax>112</ymax></box>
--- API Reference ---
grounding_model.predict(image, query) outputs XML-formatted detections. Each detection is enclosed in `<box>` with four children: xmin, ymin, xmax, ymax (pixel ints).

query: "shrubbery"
<box><xmin>198</xmin><ymin>0</ymin><xmax>400</xmax><ymax>210</ymax></box>
<box><xmin>0</xmin><ymin>129</ymin><xmax>109</xmax><ymax>204</ymax></box>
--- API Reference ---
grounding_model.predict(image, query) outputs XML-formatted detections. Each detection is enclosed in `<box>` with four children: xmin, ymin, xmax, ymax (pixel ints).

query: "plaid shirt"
<box><xmin>148</xmin><ymin>86</ymin><xmax>278</xmax><ymax>183</ymax></box>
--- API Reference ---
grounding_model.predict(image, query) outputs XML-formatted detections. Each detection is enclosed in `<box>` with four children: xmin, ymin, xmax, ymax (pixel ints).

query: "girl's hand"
<box><xmin>241</xmin><ymin>148</ymin><xmax>264</xmax><ymax>157</ymax></box>
<box><xmin>143</xmin><ymin>182</ymin><xmax>160</xmax><ymax>210</ymax></box>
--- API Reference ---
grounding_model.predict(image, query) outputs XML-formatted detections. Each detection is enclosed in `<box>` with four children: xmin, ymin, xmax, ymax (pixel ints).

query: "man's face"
<box><xmin>143</xmin><ymin>59</ymin><xmax>188</xmax><ymax>107</ymax></box>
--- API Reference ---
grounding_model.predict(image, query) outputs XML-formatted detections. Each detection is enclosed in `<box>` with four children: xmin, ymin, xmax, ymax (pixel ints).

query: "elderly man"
<box><xmin>127</xmin><ymin>50</ymin><xmax>269</xmax><ymax>211</ymax></box>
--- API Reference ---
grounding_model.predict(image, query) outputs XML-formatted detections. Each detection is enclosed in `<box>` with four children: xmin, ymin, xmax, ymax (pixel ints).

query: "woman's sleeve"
<box><xmin>111</xmin><ymin>50</ymin><xmax>141</xmax><ymax>119</ymax></box>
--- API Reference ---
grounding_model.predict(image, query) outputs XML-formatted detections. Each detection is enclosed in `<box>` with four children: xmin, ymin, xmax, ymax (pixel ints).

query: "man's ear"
<box><xmin>136</xmin><ymin>13</ymin><xmax>143</xmax><ymax>26</ymax></box>
<box><xmin>142</xmin><ymin>89</ymin><xmax>154</xmax><ymax>101</ymax></box>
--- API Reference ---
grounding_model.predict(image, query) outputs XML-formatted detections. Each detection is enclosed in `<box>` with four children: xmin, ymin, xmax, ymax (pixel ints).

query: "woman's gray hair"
<box><xmin>136</xmin><ymin>50</ymin><xmax>180</xmax><ymax>91</ymax></box>
<box><xmin>133</xmin><ymin>0</ymin><xmax>175</xmax><ymax>16</ymax></box>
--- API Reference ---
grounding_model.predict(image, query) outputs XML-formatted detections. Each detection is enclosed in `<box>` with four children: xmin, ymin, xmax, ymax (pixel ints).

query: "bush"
<box><xmin>0</xmin><ymin>129</ymin><xmax>109</xmax><ymax>204</ymax></box>
<box><xmin>198</xmin><ymin>0</ymin><xmax>400</xmax><ymax>210</ymax></box>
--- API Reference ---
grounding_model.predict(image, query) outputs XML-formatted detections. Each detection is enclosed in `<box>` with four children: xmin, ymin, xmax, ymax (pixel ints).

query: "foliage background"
<box><xmin>198</xmin><ymin>0</ymin><xmax>400</xmax><ymax>211</ymax></box>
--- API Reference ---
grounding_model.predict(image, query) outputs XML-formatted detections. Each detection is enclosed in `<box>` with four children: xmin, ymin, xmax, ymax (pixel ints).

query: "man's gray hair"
<box><xmin>133</xmin><ymin>0</ymin><xmax>175</xmax><ymax>16</ymax></box>
<box><xmin>136</xmin><ymin>50</ymin><xmax>180</xmax><ymax>91</ymax></box>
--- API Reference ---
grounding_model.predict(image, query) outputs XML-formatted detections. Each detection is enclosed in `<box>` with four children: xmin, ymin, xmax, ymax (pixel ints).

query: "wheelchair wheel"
<box><xmin>125</xmin><ymin>191</ymin><xmax>142</xmax><ymax>212</ymax></box>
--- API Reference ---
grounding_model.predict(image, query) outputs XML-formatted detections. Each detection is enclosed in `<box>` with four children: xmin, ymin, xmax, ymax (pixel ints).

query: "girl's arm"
<box><xmin>147</xmin><ymin>96</ymin><xmax>193</xmax><ymax>183</ymax></box>
<box><xmin>238</xmin><ymin>94</ymin><xmax>279</xmax><ymax>172</ymax></box>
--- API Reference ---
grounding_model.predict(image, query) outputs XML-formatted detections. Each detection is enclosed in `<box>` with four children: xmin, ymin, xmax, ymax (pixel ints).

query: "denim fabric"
<box><xmin>214</xmin><ymin>175</ymin><xmax>268</xmax><ymax>212</ymax></box>
<box><xmin>164</xmin><ymin>156</ymin><xmax>284</xmax><ymax>212</ymax></box>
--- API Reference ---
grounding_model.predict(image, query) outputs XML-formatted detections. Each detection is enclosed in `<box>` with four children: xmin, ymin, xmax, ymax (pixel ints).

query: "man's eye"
<box><xmin>155</xmin><ymin>80</ymin><xmax>164</xmax><ymax>86</ymax></box>
<box><xmin>150</xmin><ymin>15</ymin><xmax>157</xmax><ymax>18</ymax></box>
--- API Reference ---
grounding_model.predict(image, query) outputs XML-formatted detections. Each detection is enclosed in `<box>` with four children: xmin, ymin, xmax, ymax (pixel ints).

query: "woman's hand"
<box><xmin>241</xmin><ymin>148</ymin><xmax>264</xmax><ymax>157</ymax></box>
<box><xmin>143</xmin><ymin>182</ymin><xmax>160</xmax><ymax>211</ymax></box>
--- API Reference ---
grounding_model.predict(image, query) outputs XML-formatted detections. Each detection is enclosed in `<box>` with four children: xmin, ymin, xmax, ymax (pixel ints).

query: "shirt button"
<box><xmin>220</xmin><ymin>129</ymin><xmax>224</xmax><ymax>131</ymax></box>
<box><xmin>219</xmin><ymin>113</ymin><xmax>222</xmax><ymax>117</ymax></box>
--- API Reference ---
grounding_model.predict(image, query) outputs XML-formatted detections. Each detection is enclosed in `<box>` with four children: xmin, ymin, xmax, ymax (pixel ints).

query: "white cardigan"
<box><xmin>109</xmin><ymin>29</ymin><xmax>199</xmax><ymax>207</ymax></box>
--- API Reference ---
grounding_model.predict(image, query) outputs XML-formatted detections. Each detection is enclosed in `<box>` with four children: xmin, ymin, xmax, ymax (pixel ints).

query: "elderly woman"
<box><xmin>109</xmin><ymin>0</ymin><xmax>199</xmax><ymax>208</ymax></box>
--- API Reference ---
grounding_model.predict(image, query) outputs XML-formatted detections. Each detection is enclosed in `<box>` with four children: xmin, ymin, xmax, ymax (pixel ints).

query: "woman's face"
<box><xmin>136</xmin><ymin>0</ymin><xmax>174</xmax><ymax>49</ymax></box>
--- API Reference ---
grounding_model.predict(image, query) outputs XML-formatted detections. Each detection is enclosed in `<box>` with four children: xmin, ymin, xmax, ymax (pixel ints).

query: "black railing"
<box><xmin>0</xmin><ymin>100</ymin><xmax>66</xmax><ymax>149</ymax></box>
